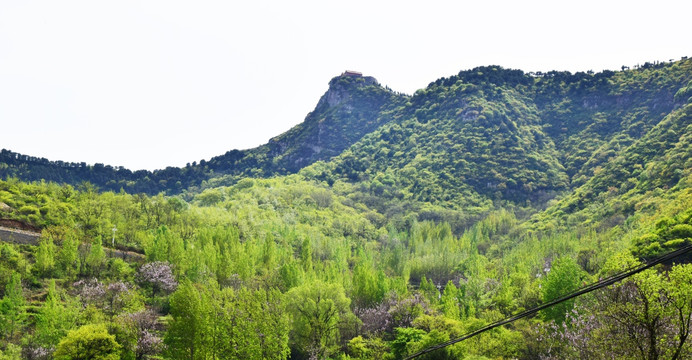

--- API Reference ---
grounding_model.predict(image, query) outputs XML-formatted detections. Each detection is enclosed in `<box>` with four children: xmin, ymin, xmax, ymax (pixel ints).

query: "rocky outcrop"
<box><xmin>0</xmin><ymin>226</ymin><xmax>40</xmax><ymax>245</ymax></box>
<box><xmin>317</xmin><ymin>74</ymin><xmax>379</xmax><ymax>108</ymax></box>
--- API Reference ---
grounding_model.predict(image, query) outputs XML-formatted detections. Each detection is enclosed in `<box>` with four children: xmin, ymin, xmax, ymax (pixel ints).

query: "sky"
<box><xmin>1</xmin><ymin>1</ymin><xmax>689</xmax><ymax>171</ymax></box>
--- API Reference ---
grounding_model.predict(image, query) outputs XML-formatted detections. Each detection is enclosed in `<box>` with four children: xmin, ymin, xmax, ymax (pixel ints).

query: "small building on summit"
<box><xmin>341</xmin><ymin>70</ymin><xmax>363</xmax><ymax>77</ymax></box>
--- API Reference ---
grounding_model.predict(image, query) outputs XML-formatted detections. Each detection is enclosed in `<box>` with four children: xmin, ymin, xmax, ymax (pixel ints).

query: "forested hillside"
<box><xmin>0</xmin><ymin>59</ymin><xmax>691</xmax><ymax>359</ymax></box>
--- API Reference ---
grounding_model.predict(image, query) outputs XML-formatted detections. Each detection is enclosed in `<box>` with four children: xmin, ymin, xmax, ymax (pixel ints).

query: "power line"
<box><xmin>403</xmin><ymin>244</ymin><xmax>692</xmax><ymax>360</ymax></box>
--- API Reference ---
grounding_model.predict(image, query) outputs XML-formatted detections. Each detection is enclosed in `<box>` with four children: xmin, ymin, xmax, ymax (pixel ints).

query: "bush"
<box><xmin>53</xmin><ymin>324</ymin><xmax>121</xmax><ymax>360</ymax></box>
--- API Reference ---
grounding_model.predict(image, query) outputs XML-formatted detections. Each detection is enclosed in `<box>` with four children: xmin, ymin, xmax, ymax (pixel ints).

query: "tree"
<box><xmin>33</xmin><ymin>280</ymin><xmax>80</xmax><ymax>348</ymax></box>
<box><xmin>53</xmin><ymin>324</ymin><xmax>121</xmax><ymax>360</ymax></box>
<box><xmin>104</xmin><ymin>281</ymin><xmax>132</xmax><ymax>318</ymax></box>
<box><xmin>34</xmin><ymin>236</ymin><xmax>56</xmax><ymax>278</ymax></box>
<box><xmin>0</xmin><ymin>344</ymin><xmax>21</xmax><ymax>360</ymax></box>
<box><xmin>534</xmin><ymin>257</ymin><xmax>692</xmax><ymax>360</ymax></box>
<box><xmin>137</xmin><ymin>262</ymin><xmax>177</xmax><ymax>298</ymax></box>
<box><xmin>441</xmin><ymin>281</ymin><xmax>461</xmax><ymax>320</ymax></box>
<box><xmin>592</xmin><ymin>254</ymin><xmax>672</xmax><ymax>360</ymax></box>
<box><xmin>164</xmin><ymin>281</ymin><xmax>211</xmax><ymax>360</ymax></box>
<box><xmin>56</xmin><ymin>230</ymin><xmax>81</xmax><ymax>280</ymax></box>
<box><xmin>419</xmin><ymin>276</ymin><xmax>439</xmax><ymax>305</ymax></box>
<box><xmin>541</xmin><ymin>256</ymin><xmax>583</xmax><ymax>324</ymax></box>
<box><xmin>668</xmin><ymin>263</ymin><xmax>692</xmax><ymax>360</ymax></box>
<box><xmin>0</xmin><ymin>273</ymin><xmax>25</xmax><ymax>341</ymax></box>
<box><xmin>115</xmin><ymin>310</ymin><xmax>163</xmax><ymax>360</ymax></box>
<box><xmin>348</xmin><ymin>335</ymin><xmax>392</xmax><ymax>360</ymax></box>
<box><xmin>164</xmin><ymin>280</ymin><xmax>290</xmax><ymax>360</ymax></box>
<box><xmin>286</xmin><ymin>281</ymin><xmax>355</xmax><ymax>359</ymax></box>
<box><xmin>300</xmin><ymin>238</ymin><xmax>313</xmax><ymax>273</ymax></box>
<box><xmin>352</xmin><ymin>255</ymin><xmax>389</xmax><ymax>308</ymax></box>
<box><xmin>278</xmin><ymin>260</ymin><xmax>304</xmax><ymax>291</ymax></box>
<box><xmin>211</xmin><ymin>287</ymin><xmax>290</xmax><ymax>360</ymax></box>
<box><xmin>85</xmin><ymin>237</ymin><xmax>106</xmax><ymax>277</ymax></box>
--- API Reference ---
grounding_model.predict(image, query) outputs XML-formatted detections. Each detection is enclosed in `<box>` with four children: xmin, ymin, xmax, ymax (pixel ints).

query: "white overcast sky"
<box><xmin>1</xmin><ymin>1</ymin><xmax>689</xmax><ymax>170</ymax></box>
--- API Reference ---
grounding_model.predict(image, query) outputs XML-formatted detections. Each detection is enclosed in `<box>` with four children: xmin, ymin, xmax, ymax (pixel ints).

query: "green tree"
<box><xmin>34</xmin><ymin>236</ymin><xmax>56</xmax><ymax>277</ymax></box>
<box><xmin>300</xmin><ymin>238</ymin><xmax>313</xmax><ymax>273</ymax></box>
<box><xmin>419</xmin><ymin>276</ymin><xmax>439</xmax><ymax>305</ymax></box>
<box><xmin>352</xmin><ymin>257</ymin><xmax>388</xmax><ymax>308</ymax></box>
<box><xmin>164</xmin><ymin>281</ymin><xmax>211</xmax><ymax>360</ymax></box>
<box><xmin>53</xmin><ymin>323</ymin><xmax>121</xmax><ymax>360</ymax></box>
<box><xmin>441</xmin><ymin>281</ymin><xmax>461</xmax><ymax>320</ymax></box>
<box><xmin>165</xmin><ymin>281</ymin><xmax>289</xmax><ymax>360</ymax></box>
<box><xmin>212</xmin><ymin>287</ymin><xmax>290</xmax><ymax>360</ymax></box>
<box><xmin>286</xmin><ymin>281</ymin><xmax>355</xmax><ymax>359</ymax></box>
<box><xmin>0</xmin><ymin>344</ymin><xmax>21</xmax><ymax>360</ymax></box>
<box><xmin>278</xmin><ymin>260</ymin><xmax>304</xmax><ymax>291</ymax></box>
<box><xmin>541</xmin><ymin>256</ymin><xmax>583</xmax><ymax>324</ymax></box>
<box><xmin>34</xmin><ymin>280</ymin><xmax>80</xmax><ymax>348</ymax></box>
<box><xmin>347</xmin><ymin>335</ymin><xmax>392</xmax><ymax>360</ymax></box>
<box><xmin>584</xmin><ymin>255</ymin><xmax>692</xmax><ymax>360</ymax></box>
<box><xmin>0</xmin><ymin>273</ymin><xmax>25</xmax><ymax>341</ymax></box>
<box><xmin>56</xmin><ymin>230</ymin><xmax>81</xmax><ymax>280</ymax></box>
<box><xmin>85</xmin><ymin>237</ymin><xmax>106</xmax><ymax>277</ymax></box>
<box><xmin>668</xmin><ymin>263</ymin><xmax>692</xmax><ymax>360</ymax></box>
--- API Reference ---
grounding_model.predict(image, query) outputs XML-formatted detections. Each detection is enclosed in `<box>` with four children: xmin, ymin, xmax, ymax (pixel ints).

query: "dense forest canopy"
<box><xmin>0</xmin><ymin>58</ymin><xmax>690</xmax><ymax>359</ymax></box>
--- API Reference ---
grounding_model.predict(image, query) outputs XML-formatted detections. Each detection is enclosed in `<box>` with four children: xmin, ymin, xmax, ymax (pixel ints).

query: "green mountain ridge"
<box><xmin>0</xmin><ymin>59</ymin><xmax>691</xmax><ymax>359</ymax></box>
<box><xmin>0</xmin><ymin>73</ymin><xmax>407</xmax><ymax>194</ymax></box>
<box><xmin>204</xmin><ymin>74</ymin><xmax>408</xmax><ymax>179</ymax></box>
<box><xmin>2</xmin><ymin>60</ymin><xmax>691</xmax><ymax>236</ymax></box>
<box><xmin>2</xmin><ymin>60</ymin><xmax>690</xmax><ymax>208</ymax></box>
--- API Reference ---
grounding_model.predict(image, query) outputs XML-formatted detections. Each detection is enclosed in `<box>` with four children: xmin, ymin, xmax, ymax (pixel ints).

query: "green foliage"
<box><xmin>0</xmin><ymin>244</ymin><xmax>28</xmax><ymax>293</ymax></box>
<box><xmin>347</xmin><ymin>335</ymin><xmax>392</xmax><ymax>360</ymax></box>
<box><xmin>165</xmin><ymin>280</ymin><xmax>289</xmax><ymax>360</ymax></box>
<box><xmin>211</xmin><ymin>287</ymin><xmax>290</xmax><ymax>360</ymax></box>
<box><xmin>352</xmin><ymin>253</ymin><xmax>389</xmax><ymax>308</ymax></box>
<box><xmin>0</xmin><ymin>60</ymin><xmax>690</xmax><ymax>358</ymax></box>
<box><xmin>391</xmin><ymin>327</ymin><xmax>427</xmax><ymax>360</ymax></box>
<box><xmin>33</xmin><ymin>280</ymin><xmax>81</xmax><ymax>348</ymax></box>
<box><xmin>53</xmin><ymin>324</ymin><xmax>121</xmax><ymax>360</ymax></box>
<box><xmin>441</xmin><ymin>281</ymin><xmax>461</xmax><ymax>320</ymax></box>
<box><xmin>533</xmin><ymin>260</ymin><xmax>692</xmax><ymax>360</ymax></box>
<box><xmin>286</xmin><ymin>281</ymin><xmax>355</xmax><ymax>359</ymax></box>
<box><xmin>0</xmin><ymin>344</ymin><xmax>20</xmax><ymax>360</ymax></box>
<box><xmin>34</xmin><ymin>236</ymin><xmax>56</xmax><ymax>277</ymax></box>
<box><xmin>85</xmin><ymin>237</ymin><xmax>106</xmax><ymax>277</ymax></box>
<box><xmin>0</xmin><ymin>274</ymin><xmax>25</xmax><ymax>341</ymax></box>
<box><xmin>164</xmin><ymin>280</ymin><xmax>210</xmax><ymax>360</ymax></box>
<box><xmin>633</xmin><ymin>208</ymin><xmax>692</xmax><ymax>258</ymax></box>
<box><xmin>541</xmin><ymin>256</ymin><xmax>584</xmax><ymax>324</ymax></box>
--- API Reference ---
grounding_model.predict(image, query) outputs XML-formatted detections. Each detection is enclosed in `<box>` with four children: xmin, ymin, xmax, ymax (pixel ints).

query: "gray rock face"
<box><xmin>317</xmin><ymin>74</ymin><xmax>379</xmax><ymax>108</ymax></box>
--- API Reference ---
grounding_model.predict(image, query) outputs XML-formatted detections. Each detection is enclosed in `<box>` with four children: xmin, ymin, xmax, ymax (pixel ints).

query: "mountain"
<box><xmin>289</xmin><ymin>60</ymin><xmax>691</xmax><ymax>230</ymax></box>
<box><xmin>0</xmin><ymin>59</ymin><xmax>691</xmax><ymax>360</ymax></box>
<box><xmin>1</xmin><ymin>59</ymin><xmax>690</xmax><ymax>216</ymax></box>
<box><xmin>0</xmin><ymin>72</ymin><xmax>407</xmax><ymax>194</ymax></box>
<box><xmin>201</xmin><ymin>73</ymin><xmax>408</xmax><ymax>183</ymax></box>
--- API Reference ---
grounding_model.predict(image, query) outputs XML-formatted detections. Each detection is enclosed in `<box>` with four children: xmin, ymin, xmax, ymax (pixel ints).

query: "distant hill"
<box><xmin>2</xmin><ymin>60</ymin><xmax>690</xmax><ymax>216</ymax></box>
<box><xmin>294</xmin><ymin>60</ymin><xmax>692</xmax><ymax>226</ymax></box>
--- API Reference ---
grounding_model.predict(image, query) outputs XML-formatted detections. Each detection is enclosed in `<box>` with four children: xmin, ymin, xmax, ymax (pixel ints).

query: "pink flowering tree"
<box><xmin>137</xmin><ymin>262</ymin><xmax>177</xmax><ymax>298</ymax></box>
